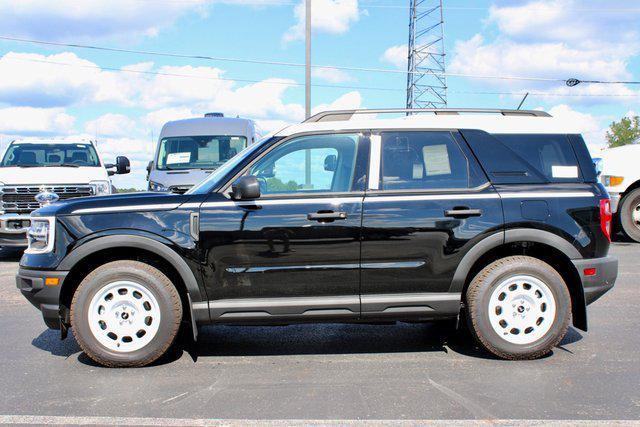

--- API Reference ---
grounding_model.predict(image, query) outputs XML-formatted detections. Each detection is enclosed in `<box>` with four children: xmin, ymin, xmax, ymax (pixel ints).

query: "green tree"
<box><xmin>265</xmin><ymin>177</ymin><xmax>300</xmax><ymax>192</ymax></box>
<box><xmin>606</xmin><ymin>115</ymin><xmax>640</xmax><ymax>148</ymax></box>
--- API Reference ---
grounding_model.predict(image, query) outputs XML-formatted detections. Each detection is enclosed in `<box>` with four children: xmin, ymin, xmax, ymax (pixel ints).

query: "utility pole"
<box><xmin>304</xmin><ymin>0</ymin><xmax>312</xmax><ymax>188</ymax></box>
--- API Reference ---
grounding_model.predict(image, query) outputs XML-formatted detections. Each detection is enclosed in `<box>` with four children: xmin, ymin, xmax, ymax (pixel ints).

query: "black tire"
<box><xmin>71</xmin><ymin>260</ymin><xmax>183</xmax><ymax>368</ymax></box>
<box><xmin>466</xmin><ymin>256</ymin><xmax>571</xmax><ymax>360</ymax></box>
<box><xmin>619</xmin><ymin>188</ymin><xmax>640</xmax><ymax>243</ymax></box>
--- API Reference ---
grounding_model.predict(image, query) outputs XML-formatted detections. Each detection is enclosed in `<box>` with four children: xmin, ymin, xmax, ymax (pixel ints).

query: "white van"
<box><xmin>147</xmin><ymin>113</ymin><xmax>257</xmax><ymax>194</ymax></box>
<box><xmin>0</xmin><ymin>138</ymin><xmax>129</xmax><ymax>247</ymax></box>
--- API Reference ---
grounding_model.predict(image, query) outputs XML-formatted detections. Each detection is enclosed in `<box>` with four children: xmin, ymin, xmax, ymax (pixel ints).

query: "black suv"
<box><xmin>17</xmin><ymin>108</ymin><xmax>617</xmax><ymax>367</ymax></box>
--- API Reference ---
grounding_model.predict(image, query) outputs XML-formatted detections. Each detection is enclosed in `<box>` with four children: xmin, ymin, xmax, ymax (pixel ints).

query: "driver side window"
<box><xmin>248</xmin><ymin>133</ymin><xmax>360</xmax><ymax>195</ymax></box>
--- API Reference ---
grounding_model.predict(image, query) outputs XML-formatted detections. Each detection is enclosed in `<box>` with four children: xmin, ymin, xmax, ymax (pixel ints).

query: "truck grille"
<box><xmin>1</xmin><ymin>185</ymin><xmax>95</xmax><ymax>214</ymax></box>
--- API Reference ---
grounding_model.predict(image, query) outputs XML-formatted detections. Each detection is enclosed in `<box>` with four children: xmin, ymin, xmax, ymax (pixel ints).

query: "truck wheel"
<box><xmin>619</xmin><ymin>188</ymin><xmax>640</xmax><ymax>243</ymax></box>
<box><xmin>466</xmin><ymin>256</ymin><xmax>571</xmax><ymax>360</ymax></box>
<box><xmin>70</xmin><ymin>260</ymin><xmax>182</xmax><ymax>368</ymax></box>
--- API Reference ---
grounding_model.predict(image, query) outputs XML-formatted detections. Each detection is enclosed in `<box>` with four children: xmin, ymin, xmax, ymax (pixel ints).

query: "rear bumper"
<box><xmin>0</xmin><ymin>214</ymin><xmax>31</xmax><ymax>246</ymax></box>
<box><xmin>16</xmin><ymin>268</ymin><xmax>67</xmax><ymax>329</ymax></box>
<box><xmin>572</xmin><ymin>256</ymin><xmax>617</xmax><ymax>305</ymax></box>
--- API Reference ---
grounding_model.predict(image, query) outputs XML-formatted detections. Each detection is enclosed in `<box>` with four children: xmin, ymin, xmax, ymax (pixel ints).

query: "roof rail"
<box><xmin>304</xmin><ymin>108</ymin><xmax>551</xmax><ymax>123</ymax></box>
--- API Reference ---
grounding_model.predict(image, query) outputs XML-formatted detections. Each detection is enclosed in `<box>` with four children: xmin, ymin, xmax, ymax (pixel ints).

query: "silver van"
<box><xmin>147</xmin><ymin>113</ymin><xmax>257</xmax><ymax>193</ymax></box>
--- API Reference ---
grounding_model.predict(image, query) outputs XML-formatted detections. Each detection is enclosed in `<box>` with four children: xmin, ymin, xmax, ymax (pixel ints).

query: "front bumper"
<box><xmin>0</xmin><ymin>214</ymin><xmax>31</xmax><ymax>247</ymax></box>
<box><xmin>16</xmin><ymin>267</ymin><xmax>68</xmax><ymax>329</ymax></box>
<box><xmin>572</xmin><ymin>256</ymin><xmax>617</xmax><ymax>305</ymax></box>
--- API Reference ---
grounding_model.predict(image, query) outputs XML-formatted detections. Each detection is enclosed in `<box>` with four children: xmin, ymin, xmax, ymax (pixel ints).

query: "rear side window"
<box><xmin>492</xmin><ymin>134</ymin><xmax>581</xmax><ymax>182</ymax></box>
<box><xmin>380</xmin><ymin>131</ymin><xmax>470</xmax><ymax>190</ymax></box>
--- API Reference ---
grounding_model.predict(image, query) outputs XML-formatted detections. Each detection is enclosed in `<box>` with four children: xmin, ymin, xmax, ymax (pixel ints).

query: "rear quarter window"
<box><xmin>491</xmin><ymin>134</ymin><xmax>582</xmax><ymax>182</ymax></box>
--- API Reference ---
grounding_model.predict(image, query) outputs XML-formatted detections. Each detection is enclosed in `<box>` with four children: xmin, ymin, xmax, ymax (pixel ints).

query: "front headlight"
<box><xmin>26</xmin><ymin>217</ymin><xmax>55</xmax><ymax>254</ymax></box>
<box><xmin>602</xmin><ymin>175</ymin><xmax>624</xmax><ymax>187</ymax></box>
<box><xmin>90</xmin><ymin>180</ymin><xmax>111</xmax><ymax>196</ymax></box>
<box><xmin>0</xmin><ymin>181</ymin><xmax>4</xmax><ymax>215</ymax></box>
<box><xmin>148</xmin><ymin>181</ymin><xmax>169</xmax><ymax>192</ymax></box>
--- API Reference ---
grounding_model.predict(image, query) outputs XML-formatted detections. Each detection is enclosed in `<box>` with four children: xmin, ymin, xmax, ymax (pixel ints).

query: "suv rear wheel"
<box><xmin>466</xmin><ymin>256</ymin><xmax>571</xmax><ymax>360</ymax></box>
<box><xmin>70</xmin><ymin>260</ymin><xmax>182</xmax><ymax>367</ymax></box>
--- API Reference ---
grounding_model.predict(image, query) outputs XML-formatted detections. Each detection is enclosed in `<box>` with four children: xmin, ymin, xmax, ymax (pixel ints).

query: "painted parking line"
<box><xmin>0</xmin><ymin>416</ymin><xmax>639</xmax><ymax>426</ymax></box>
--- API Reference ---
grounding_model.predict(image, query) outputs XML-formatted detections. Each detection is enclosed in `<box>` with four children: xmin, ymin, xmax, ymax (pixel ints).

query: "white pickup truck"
<box><xmin>598</xmin><ymin>141</ymin><xmax>640</xmax><ymax>242</ymax></box>
<box><xmin>0</xmin><ymin>138</ymin><xmax>130</xmax><ymax>248</ymax></box>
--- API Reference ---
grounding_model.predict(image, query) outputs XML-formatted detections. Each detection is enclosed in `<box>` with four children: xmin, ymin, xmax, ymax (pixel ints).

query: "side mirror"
<box><xmin>324</xmin><ymin>154</ymin><xmax>337</xmax><ymax>172</ymax></box>
<box><xmin>115</xmin><ymin>156</ymin><xmax>130</xmax><ymax>175</ymax></box>
<box><xmin>146</xmin><ymin>160</ymin><xmax>154</xmax><ymax>179</ymax></box>
<box><xmin>231</xmin><ymin>175</ymin><xmax>261</xmax><ymax>200</ymax></box>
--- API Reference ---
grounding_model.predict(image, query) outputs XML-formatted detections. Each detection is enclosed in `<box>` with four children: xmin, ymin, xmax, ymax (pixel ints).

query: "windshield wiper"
<box><xmin>44</xmin><ymin>163</ymin><xmax>80</xmax><ymax>168</ymax></box>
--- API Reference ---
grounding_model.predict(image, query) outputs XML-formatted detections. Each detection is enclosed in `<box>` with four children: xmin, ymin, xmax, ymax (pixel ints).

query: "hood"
<box><xmin>33</xmin><ymin>191</ymin><xmax>196</xmax><ymax>217</ymax></box>
<box><xmin>0</xmin><ymin>166</ymin><xmax>109</xmax><ymax>185</ymax></box>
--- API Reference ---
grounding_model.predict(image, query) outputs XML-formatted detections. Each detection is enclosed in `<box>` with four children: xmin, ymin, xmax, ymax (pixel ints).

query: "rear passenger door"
<box><xmin>360</xmin><ymin>130</ymin><xmax>503</xmax><ymax>319</ymax></box>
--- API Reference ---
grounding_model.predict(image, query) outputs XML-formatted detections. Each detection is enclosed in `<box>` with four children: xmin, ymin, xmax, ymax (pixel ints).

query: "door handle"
<box><xmin>444</xmin><ymin>208</ymin><xmax>482</xmax><ymax>218</ymax></box>
<box><xmin>307</xmin><ymin>211</ymin><xmax>348</xmax><ymax>222</ymax></box>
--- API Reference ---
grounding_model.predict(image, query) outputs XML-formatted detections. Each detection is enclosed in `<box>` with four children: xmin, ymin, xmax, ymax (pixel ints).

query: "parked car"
<box><xmin>17</xmin><ymin>108</ymin><xmax>617</xmax><ymax>367</ymax></box>
<box><xmin>597</xmin><ymin>141</ymin><xmax>640</xmax><ymax>242</ymax></box>
<box><xmin>0</xmin><ymin>138</ymin><xmax>130</xmax><ymax>248</ymax></box>
<box><xmin>147</xmin><ymin>113</ymin><xmax>257</xmax><ymax>194</ymax></box>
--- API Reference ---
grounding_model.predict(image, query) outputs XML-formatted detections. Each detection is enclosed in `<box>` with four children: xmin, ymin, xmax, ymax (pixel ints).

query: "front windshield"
<box><xmin>157</xmin><ymin>135</ymin><xmax>247</xmax><ymax>170</ymax></box>
<box><xmin>186</xmin><ymin>137</ymin><xmax>272</xmax><ymax>194</ymax></box>
<box><xmin>1</xmin><ymin>143</ymin><xmax>100</xmax><ymax>167</ymax></box>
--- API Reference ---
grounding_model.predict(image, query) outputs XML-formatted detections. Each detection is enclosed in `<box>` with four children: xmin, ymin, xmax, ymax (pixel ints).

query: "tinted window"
<box><xmin>1</xmin><ymin>143</ymin><xmax>100</xmax><ymax>167</ymax></box>
<box><xmin>248</xmin><ymin>134</ymin><xmax>359</xmax><ymax>195</ymax></box>
<box><xmin>157</xmin><ymin>135</ymin><xmax>247</xmax><ymax>170</ymax></box>
<box><xmin>493</xmin><ymin>134</ymin><xmax>581</xmax><ymax>182</ymax></box>
<box><xmin>380</xmin><ymin>131</ymin><xmax>470</xmax><ymax>190</ymax></box>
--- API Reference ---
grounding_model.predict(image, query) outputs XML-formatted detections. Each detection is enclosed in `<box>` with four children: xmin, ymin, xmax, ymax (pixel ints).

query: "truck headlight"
<box><xmin>602</xmin><ymin>175</ymin><xmax>624</xmax><ymax>187</ymax></box>
<box><xmin>26</xmin><ymin>217</ymin><xmax>55</xmax><ymax>254</ymax></box>
<box><xmin>91</xmin><ymin>180</ymin><xmax>112</xmax><ymax>196</ymax></box>
<box><xmin>148</xmin><ymin>181</ymin><xmax>169</xmax><ymax>192</ymax></box>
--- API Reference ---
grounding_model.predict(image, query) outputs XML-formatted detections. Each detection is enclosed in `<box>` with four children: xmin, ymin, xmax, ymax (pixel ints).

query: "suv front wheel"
<box><xmin>71</xmin><ymin>260</ymin><xmax>183</xmax><ymax>367</ymax></box>
<box><xmin>466</xmin><ymin>256</ymin><xmax>571</xmax><ymax>360</ymax></box>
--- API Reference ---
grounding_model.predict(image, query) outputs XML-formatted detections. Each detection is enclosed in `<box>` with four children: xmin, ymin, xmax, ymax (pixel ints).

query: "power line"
<box><xmin>4</xmin><ymin>55</ymin><xmax>639</xmax><ymax>98</ymax></box>
<box><xmin>2</xmin><ymin>35</ymin><xmax>637</xmax><ymax>86</ymax></box>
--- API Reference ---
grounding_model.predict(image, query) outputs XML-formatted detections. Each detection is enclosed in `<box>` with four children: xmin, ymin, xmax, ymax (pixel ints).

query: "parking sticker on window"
<box><xmin>422</xmin><ymin>144</ymin><xmax>451</xmax><ymax>176</ymax></box>
<box><xmin>166</xmin><ymin>152</ymin><xmax>191</xmax><ymax>164</ymax></box>
<box><xmin>552</xmin><ymin>165</ymin><xmax>578</xmax><ymax>178</ymax></box>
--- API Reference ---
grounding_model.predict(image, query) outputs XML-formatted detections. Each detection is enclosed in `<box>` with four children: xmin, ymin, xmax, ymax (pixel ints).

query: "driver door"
<box><xmin>198</xmin><ymin>132</ymin><xmax>369</xmax><ymax>322</ymax></box>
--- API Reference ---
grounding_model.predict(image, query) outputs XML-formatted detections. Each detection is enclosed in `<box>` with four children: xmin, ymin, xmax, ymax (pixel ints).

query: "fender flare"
<box><xmin>58</xmin><ymin>234</ymin><xmax>204</xmax><ymax>304</ymax></box>
<box><xmin>449</xmin><ymin>228</ymin><xmax>583</xmax><ymax>293</ymax></box>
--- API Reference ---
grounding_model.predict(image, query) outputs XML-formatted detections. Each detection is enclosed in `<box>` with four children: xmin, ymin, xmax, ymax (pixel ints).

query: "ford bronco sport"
<box><xmin>17</xmin><ymin>108</ymin><xmax>617</xmax><ymax>367</ymax></box>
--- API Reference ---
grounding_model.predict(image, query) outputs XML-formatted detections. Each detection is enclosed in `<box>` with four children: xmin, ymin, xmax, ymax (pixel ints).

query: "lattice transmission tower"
<box><xmin>406</xmin><ymin>0</ymin><xmax>447</xmax><ymax>109</ymax></box>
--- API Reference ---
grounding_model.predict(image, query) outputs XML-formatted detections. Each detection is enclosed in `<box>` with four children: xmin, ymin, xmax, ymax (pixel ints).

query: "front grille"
<box><xmin>1</xmin><ymin>185</ymin><xmax>95</xmax><ymax>214</ymax></box>
<box><xmin>169</xmin><ymin>185</ymin><xmax>192</xmax><ymax>195</ymax></box>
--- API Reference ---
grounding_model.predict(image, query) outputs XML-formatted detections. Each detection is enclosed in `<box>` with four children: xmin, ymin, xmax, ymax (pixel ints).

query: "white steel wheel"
<box><xmin>488</xmin><ymin>274</ymin><xmax>557</xmax><ymax>345</ymax></box>
<box><xmin>87</xmin><ymin>280</ymin><xmax>161</xmax><ymax>353</ymax></box>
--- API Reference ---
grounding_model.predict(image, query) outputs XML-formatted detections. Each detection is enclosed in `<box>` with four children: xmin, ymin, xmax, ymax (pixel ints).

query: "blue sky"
<box><xmin>0</xmin><ymin>0</ymin><xmax>638</xmax><ymax>188</ymax></box>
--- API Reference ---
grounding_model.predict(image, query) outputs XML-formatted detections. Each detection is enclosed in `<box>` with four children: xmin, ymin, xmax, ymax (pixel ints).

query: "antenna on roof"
<box><xmin>517</xmin><ymin>92</ymin><xmax>529</xmax><ymax>110</ymax></box>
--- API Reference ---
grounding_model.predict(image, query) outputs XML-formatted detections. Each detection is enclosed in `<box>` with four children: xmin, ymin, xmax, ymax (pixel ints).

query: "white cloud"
<box><xmin>312</xmin><ymin>91</ymin><xmax>362</xmax><ymax>114</ymax></box>
<box><xmin>312</xmin><ymin>67</ymin><xmax>354</xmax><ymax>83</ymax></box>
<box><xmin>449</xmin><ymin>34</ymin><xmax>631</xmax><ymax>84</ymax></box>
<box><xmin>284</xmin><ymin>0</ymin><xmax>360</xmax><ymax>42</ymax></box>
<box><xmin>84</xmin><ymin>114</ymin><xmax>137</xmax><ymax>138</ymax></box>
<box><xmin>0</xmin><ymin>0</ymin><xmax>211</xmax><ymax>41</ymax></box>
<box><xmin>0</xmin><ymin>107</ymin><xmax>75</xmax><ymax>136</ymax></box>
<box><xmin>380</xmin><ymin>44</ymin><xmax>407</xmax><ymax>69</ymax></box>
<box><xmin>488</xmin><ymin>0</ymin><xmax>640</xmax><ymax>49</ymax></box>
<box><xmin>449</xmin><ymin>0</ymin><xmax>640</xmax><ymax>105</ymax></box>
<box><xmin>0</xmin><ymin>52</ymin><xmax>138</xmax><ymax>107</ymax></box>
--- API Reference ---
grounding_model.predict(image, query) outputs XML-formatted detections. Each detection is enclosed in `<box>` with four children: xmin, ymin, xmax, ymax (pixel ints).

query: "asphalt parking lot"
<box><xmin>0</xmin><ymin>243</ymin><xmax>639</xmax><ymax>424</ymax></box>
